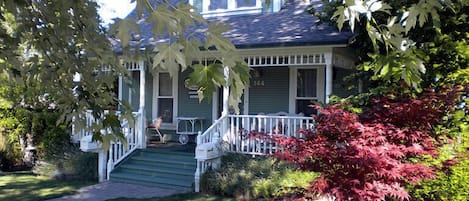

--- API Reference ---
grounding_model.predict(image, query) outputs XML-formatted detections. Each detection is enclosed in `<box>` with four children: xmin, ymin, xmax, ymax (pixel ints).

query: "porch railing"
<box><xmin>194</xmin><ymin>115</ymin><xmax>227</xmax><ymax>192</ymax></box>
<box><xmin>224</xmin><ymin>114</ymin><xmax>315</xmax><ymax>155</ymax></box>
<box><xmin>194</xmin><ymin>113</ymin><xmax>315</xmax><ymax>192</ymax></box>
<box><xmin>72</xmin><ymin>110</ymin><xmax>143</xmax><ymax>181</ymax></box>
<box><xmin>107</xmin><ymin>111</ymin><xmax>143</xmax><ymax>179</ymax></box>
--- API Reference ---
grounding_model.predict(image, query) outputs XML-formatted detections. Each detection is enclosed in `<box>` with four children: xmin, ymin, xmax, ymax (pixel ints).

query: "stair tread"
<box><xmin>130</xmin><ymin>155</ymin><xmax>196</xmax><ymax>165</ymax></box>
<box><xmin>110</xmin><ymin>177</ymin><xmax>191</xmax><ymax>191</ymax></box>
<box><xmin>111</xmin><ymin>172</ymin><xmax>193</xmax><ymax>187</ymax></box>
<box><xmin>120</xmin><ymin>163</ymin><xmax>195</xmax><ymax>175</ymax></box>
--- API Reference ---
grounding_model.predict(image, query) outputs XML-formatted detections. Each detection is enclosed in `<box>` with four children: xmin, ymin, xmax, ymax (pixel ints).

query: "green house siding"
<box><xmin>177</xmin><ymin>70</ymin><xmax>213</xmax><ymax>129</ymax></box>
<box><xmin>121</xmin><ymin>71</ymin><xmax>140</xmax><ymax>112</ymax></box>
<box><xmin>332</xmin><ymin>67</ymin><xmax>358</xmax><ymax>98</ymax></box>
<box><xmin>144</xmin><ymin>70</ymin><xmax>153</xmax><ymax>122</ymax></box>
<box><xmin>122</xmin><ymin>70</ymin><xmax>153</xmax><ymax>122</ymax></box>
<box><xmin>248</xmin><ymin>67</ymin><xmax>289</xmax><ymax>114</ymax></box>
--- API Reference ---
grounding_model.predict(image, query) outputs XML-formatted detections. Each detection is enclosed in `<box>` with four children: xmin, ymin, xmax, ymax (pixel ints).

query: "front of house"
<box><xmin>120</xmin><ymin>0</ymin><xmax>356</xmax><ymax>136</ymax></box>
<box><xmin>77</xmin><ymin>0</ymin><xmax>357</xmax><ymax>191</ymax></box>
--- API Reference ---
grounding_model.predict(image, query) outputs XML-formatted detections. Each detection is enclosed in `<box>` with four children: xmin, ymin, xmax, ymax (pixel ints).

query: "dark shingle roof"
<box><xmin>115</xmin><ymin>0</ymin><xmax>351</xmax><ymax>50</ymax></box>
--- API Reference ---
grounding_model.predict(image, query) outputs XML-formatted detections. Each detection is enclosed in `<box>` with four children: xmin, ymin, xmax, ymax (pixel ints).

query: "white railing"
<box><xmin>194</xmin><ymin>113</ymin><xmax>315</xmax><ymax>192</ymax></box>
<box><xmin>71</xmin><ymin>110</ymin><xmax>143</xmax><ymax>181</ymax></box>
<box><xmin>71</xmin><ymin>111</ymin><xmax>97</xmax><ymax>143</ymax></box>
<box><xmin>194</xmin><ymin>115</ymin><xmax>227</xmax><ymax>192</ymax></box>
<box><xmin>106</xmin><ymin>111</ymin><xmax>142</xmax><ymax>179</ymax></box>
<box><xmin>224</xmin><ymin>114</ymin><xmax>315</xmax><ymax>155</ymax></box>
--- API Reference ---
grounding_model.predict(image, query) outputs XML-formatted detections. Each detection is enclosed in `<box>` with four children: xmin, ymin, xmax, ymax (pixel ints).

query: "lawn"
<box><xmin>0</xmin><ymin>171</ymin><xmax>95</xmax><ymax>201</ymax></box>
<box><xmin>107</xmin><ymin>192</ymin><xmax>237</xmax><ymax>201</ymax></box>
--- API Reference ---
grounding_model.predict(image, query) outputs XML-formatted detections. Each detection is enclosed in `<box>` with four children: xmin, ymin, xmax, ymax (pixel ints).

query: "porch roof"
<box><xmin>111</xmin><ymin>0</ymin><xmax>353</xmax><ymax>52</ymax></box>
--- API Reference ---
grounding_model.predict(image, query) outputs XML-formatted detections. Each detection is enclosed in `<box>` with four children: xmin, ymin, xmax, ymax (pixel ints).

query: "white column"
<box><xmin>222</xmin><ymin>66</ymin><xmax>229</xmax><ymax>116</ymax></box>
<box><xmin>118</xmin><ymin>75</ymin><xmax>123</xmax><ymax>101</ymax></box>
<box><xmin>324</xmin><ymin>53</ymin><xmax>333</xmax><ymax>103</ymax></box>
<box><xmin>139</xmin><ymin>61</ymin><xmax>146</xmax><ymax>148</ymax></box>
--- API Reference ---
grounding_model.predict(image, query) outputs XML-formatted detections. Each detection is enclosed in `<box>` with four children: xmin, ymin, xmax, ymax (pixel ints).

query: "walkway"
<box><xmin>47</xmin><ymin>181</ymin><xmax>182</xmax><ymax>201</ymax></box>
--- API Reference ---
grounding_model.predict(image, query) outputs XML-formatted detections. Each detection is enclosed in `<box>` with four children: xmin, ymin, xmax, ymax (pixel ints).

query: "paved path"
<box><xmin>47</xmin><ymin>181</ymin><xmax>182</xmax><ymax>201</ymax></box>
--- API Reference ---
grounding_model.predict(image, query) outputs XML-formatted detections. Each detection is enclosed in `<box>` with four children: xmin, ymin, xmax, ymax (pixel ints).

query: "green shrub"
<box><xmin>409</xmin><ymin>156</ymin><xmax>469</xmax><ymax>201</ymax></box>
<box><xmin>33</xmin><ymin>147</ymin><xmax>98</xmax><ymax>182</ymax></box>
<box><xmin>253</xmin><ymin>169</ymin><xmax>318</xmax><ymax>198</ymax></box>
<box><xmin>0</xmin><ymin>110</ymin><xmax>24</xmax><ymax>170</ymax></box>
<box><xmin>201</xmin><ymin>153</ymin><xmax>317</xmax><ymax>200</ymax></box>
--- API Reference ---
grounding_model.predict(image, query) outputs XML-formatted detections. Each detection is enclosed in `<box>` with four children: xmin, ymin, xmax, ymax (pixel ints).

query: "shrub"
<box><xmin>409</xmin><ymin>155</ymin><xmax>469</xmax><ymax>201</ymax></box>
<box><xmin>253</xmin><ymin>169</ymin><xmax>318</xmax><ymax>199</ymax></box>
<box><xmin>34</xmin><ymin>146</ymin><xmax>98</xmax><ymax>181</ymax></box>
<box><xmin>257</xmin><ymin>86</ymin><xmax>467</xmax><ymax>201</ymax></box>
<box><xmin>201</xmin><ymin>153</ymin><xmax>317</xmax><ymax>200</ymax></box>
<box><xmin>0</xmin><ymin>110</ymin><xmax>24</xmax><ymax>170</ymax></box>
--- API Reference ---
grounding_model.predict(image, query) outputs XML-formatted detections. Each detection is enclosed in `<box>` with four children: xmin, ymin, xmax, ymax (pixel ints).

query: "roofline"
<box><xmin>234</xmin><ymin>40</ymin><xmax>349</xmax><ymax>49</ymax></box>
<box><xmin>113</xmin><ymin>39</ymin><xmax>350</xmax><ymax>54</ymax></box>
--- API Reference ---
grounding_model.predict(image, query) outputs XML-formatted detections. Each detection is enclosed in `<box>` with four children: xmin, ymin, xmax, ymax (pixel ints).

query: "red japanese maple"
<box><xmin>255</xmin><ymin>86</ymin><xmax>466</xmax><ymax>201</ymax></box>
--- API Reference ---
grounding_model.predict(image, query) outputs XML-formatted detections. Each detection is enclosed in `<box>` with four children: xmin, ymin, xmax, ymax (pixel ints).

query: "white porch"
<box><xmin>73</xmin><ymin>45</ymin><xmax>356</xmax><ymax>189</ymax></box>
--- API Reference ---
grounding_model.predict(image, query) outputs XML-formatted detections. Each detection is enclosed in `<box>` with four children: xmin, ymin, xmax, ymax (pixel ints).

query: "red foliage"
<box><xmin>256</xmin><ymin>86</ymin><xmax>467</xmax><ymax>201</ymax></box>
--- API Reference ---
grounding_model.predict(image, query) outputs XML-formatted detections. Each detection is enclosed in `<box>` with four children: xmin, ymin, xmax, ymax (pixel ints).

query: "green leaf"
<box><xmin>109</xmin><ymin>18</ymin><xmax>140</xmax><ymax>48</ymax></box>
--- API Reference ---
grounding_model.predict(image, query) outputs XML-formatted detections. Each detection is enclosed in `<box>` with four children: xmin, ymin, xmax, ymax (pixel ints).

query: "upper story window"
<box><xmin>201</xmin><ymin>0</ymin><xmax>263</xmax><ymax>17</ymax></box>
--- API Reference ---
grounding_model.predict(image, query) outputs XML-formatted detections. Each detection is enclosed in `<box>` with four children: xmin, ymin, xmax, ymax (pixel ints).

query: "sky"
<box><xmin>95</xmin><ymin>0</ymin><xmax>136</xmax><ymax>25</ymax></box>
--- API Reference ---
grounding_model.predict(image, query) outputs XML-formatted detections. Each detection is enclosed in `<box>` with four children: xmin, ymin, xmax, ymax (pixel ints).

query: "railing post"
<box><xmin>106</xmin><ymin>157</ymin><xmax>114</xmax><ymax>180</ymax></box>
<box><xmin>98</xmin><ymin>149</ymin><xmax>107</xmax><ymax>182</ymax></box>
<box><xmin>194</xmin><ymin>160</ymin><xmax>201</xmax><ymax>192</ymax></box>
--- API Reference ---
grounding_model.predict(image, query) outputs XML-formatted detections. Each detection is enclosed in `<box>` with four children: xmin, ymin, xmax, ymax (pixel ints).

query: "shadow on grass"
<box><xmin>0</xmin><ymin>171</ymin><xmax>95</xmax><ymax>201</ymax></box>
<box><xmin>106</xmin><ymin>192</ymin><xmax>237</xmax><ymax>201</ymax></box>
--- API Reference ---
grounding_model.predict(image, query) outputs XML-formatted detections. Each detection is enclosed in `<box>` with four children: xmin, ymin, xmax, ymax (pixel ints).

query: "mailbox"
<box><xmin>195</xmin><ymin>142</ymin><xmax>220</xmax><ymax>160</ymax></box>
<box><xmin>80</xmin><ymin>135</ymin><xmax>101</xmax><ymax>152</ymax></box>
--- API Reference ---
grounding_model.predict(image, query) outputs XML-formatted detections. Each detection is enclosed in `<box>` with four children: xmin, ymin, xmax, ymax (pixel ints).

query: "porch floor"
<box><xmin>146</xmin><ymin>140</ymin><xmax>196</xmax><ymax>153</ymax></box>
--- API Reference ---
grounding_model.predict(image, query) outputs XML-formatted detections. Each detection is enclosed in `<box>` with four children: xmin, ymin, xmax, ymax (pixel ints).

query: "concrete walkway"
<box><xmin>47</xmin><ymin>181</ymin><xmax>182</xmax><ymax>201</ymax></box>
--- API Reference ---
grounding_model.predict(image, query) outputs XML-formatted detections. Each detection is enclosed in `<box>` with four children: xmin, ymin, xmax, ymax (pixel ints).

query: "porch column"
<box><xmin>222</xmin><ymin>65</ymin><xmax>229</xmax><ymax>116</ymax></box>
<box><xmin>139</xmin><ymin>61</ymin><xmax>146</xmax><ymax>148</ymax></box>
<box><xmin>118</xmin><ymin>76</ymin><xmax>123</xmax><ymax>101</ymax></box>
<box><xmin>325</xmin><ymin>53</ymin><xmax>333</xmax><ymax>103</ymax></box>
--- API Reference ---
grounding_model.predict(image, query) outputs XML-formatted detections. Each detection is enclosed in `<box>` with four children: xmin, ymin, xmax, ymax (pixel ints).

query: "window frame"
<box><xmin>289</xmin><ymin>66</ymin><xmax>325</xmax><ymax>115</ymax></box>
<box><xmin>152</xmin><ymin>71</ymin><xmax>178</xmax><ymax>129</ymax></box>
<box><xmin>201</xmin><ymin>0</ymin><xmax>263</xmax><ymax>17</ymax></box>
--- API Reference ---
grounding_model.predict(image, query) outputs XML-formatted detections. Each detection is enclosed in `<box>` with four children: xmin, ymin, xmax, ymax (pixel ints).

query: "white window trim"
<box><xmin>288</xmin><ymin>66</ymin><xmax>325</xmax><ymax>114</ymax></box>
<box><xmin>201</xmin><ymin>0</ymin><xmax>262</xmax><ymax>17</ymax></box>
<box><xmin>152</xmin><ymin>71</ymin><xmax>178</xmax><ymax>130</ymax></box>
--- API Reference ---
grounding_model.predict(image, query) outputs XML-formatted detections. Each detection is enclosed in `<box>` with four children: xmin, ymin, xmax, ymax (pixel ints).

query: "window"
<box><xmin>289</xmin><ymin>67</ymin><xmax>324</xmax><ymax>117</ymax></box>
<box><xmin>202</xmin><ymin>0</ymin><xmax>262</xmax><ymax>17</ymax></box>
<box><xmin>296</xmin><ymin>69</ymin><xmax>317</xmax><ymax>115</ymax></box>
<box><xmin>154</xmin><ymin>72</ymin><xmax>177</xmax><ymax>126</ymax></box>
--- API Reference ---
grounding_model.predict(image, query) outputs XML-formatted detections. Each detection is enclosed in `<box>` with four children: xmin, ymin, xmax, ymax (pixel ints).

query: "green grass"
<box><xmin>106</xmin><ymin>192</ymin><xmax>237</xmax><ymax>201</ymax></box>
<box><xmin>0</xmin><ymin>171</ymin><xmax>95</xmax><ymax>201</ymax></box>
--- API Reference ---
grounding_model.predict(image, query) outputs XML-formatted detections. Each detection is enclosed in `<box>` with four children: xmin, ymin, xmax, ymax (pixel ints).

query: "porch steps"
<box><xmin>109</xmin><ymin>147</ymin><xmax>196</xmax><ymax>191</ymax></box>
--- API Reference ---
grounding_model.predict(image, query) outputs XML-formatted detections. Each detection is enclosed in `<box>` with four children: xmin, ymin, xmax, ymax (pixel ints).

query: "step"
<box><xmin>141</xmin><ymin>148</ymin><xmax>195</xmax><ymax>155</ymax></box>
<box><xmin>110</xmin><ymin>171</ymin><xmax>193</xmax><ymax>189</ymax></box>
<box><xmin>118</xmin><ymin>163</ymin><xmax>194</xmax><ymax>179</ymax></box>
<box><xmin>129</xmin><ymin>156</ymin><xmax>196</xmax><ymax>168</ymax></box>
<box><xmin>135</xmin><ymin>151</ymin><xmax>195</xmax><ymax>161</ymax></box>
<box><xmin>110</xmin><ymin>175</ymin><xmax>192</xmax><ymax>191</ymax></box>
<box><xmin>125</xmin><ymin>159</ymin><xmax>196</xmax><ymax>171</ymax></box>
<box><xmin>116</xmin><ymin>168</ymin><xmax>193</xmax><ymax>181</ymax></box>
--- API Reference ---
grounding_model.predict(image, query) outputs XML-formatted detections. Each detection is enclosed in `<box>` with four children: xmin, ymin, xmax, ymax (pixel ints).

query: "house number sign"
<box><xmin>253</xmin><ymin>80</ymin><xmax>264</xmax><ymax>86</ymax></box>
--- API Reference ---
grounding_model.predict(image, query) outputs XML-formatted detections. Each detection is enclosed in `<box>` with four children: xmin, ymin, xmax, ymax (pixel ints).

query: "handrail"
<box><xmin>196</xmin><ymin>115</ymin><xmax>227</xmax><ymax>144</ymax></box>
<box><xmin>71</xmin><ymin>110</ymin><xmax>143</xmax><ymax>181</ymax></box>
<box><xmin>107</xmin><ymin>111</ymin><xmax>142</xmax><ymax>179</ymax></box>
<box><xmin>194</xmin><ymin>115</ymin><xmax>228</xmax><ymax>192</ymax></box>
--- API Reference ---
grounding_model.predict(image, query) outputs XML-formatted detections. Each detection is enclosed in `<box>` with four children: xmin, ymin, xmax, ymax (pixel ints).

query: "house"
<box><xmin>76</xmin><ymin>0</ymin><xmax>357</xmax><ymax>192</ymax></box>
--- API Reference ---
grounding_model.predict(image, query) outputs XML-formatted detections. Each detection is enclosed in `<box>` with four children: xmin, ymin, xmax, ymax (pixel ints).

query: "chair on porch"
<box><xmin>147</xmin><ymin>117</ymin><xmax>166</xmax><ymax>143</ymax></box>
